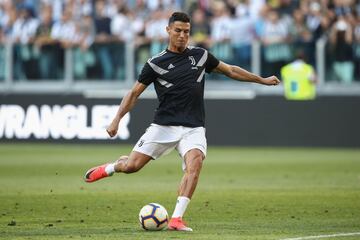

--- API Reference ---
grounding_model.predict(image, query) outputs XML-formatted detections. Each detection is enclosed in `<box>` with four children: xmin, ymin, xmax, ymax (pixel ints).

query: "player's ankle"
<box><xmin>171</xmin><ymin>196</ymin><xmax>190</xmax><ymax>219</ymax></box>
<box><xmin>105</xmin><ymin>163</ymin><xmax>115</xmax><ymax>175</ymax></box>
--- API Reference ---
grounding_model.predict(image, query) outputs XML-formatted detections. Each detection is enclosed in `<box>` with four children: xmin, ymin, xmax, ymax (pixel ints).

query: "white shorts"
<box><xmin>133</xmin><ymin>123</ymin><xmax>207</xmax><ymax>170</ymax></box>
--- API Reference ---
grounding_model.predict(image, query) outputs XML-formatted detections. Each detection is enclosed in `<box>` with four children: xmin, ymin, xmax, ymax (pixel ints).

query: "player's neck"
<box><xmin>167</xmin><ymin>45</ymin><xmax>187</xmax><ymax>54</ymax></box>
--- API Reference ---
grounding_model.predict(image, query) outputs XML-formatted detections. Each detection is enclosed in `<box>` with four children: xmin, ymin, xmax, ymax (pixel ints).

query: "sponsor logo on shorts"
<box><xmin>138</xmin><ymin>139</ymin><xmax>145</xmax><ymax>147</ymax></box>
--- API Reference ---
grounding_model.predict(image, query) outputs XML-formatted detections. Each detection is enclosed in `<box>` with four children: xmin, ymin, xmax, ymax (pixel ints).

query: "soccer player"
<box><xmin>84</xmin><ymin>12</ymin><xmax>280</xmax><ymax>231</ymax></box>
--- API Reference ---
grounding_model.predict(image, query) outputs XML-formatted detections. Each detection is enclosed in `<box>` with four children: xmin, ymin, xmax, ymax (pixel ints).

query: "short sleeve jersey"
<box><xmin>138</xmin><ymin>46</ymin><xmax>219</xmax><ymax>127</ymax></box>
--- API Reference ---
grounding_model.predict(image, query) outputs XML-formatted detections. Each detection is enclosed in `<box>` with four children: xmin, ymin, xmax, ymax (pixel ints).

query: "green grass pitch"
<box><xmin>0</xmin><ymin>143</ymin><xmax>359</xmax><ymax>240</ymax></box>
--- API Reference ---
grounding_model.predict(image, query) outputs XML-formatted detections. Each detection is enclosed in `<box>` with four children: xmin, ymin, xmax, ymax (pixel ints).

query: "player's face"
<box><xmin>167</xmin><ymin>21</ymin><xmax>191</xmax><ymax>52</ymax></box>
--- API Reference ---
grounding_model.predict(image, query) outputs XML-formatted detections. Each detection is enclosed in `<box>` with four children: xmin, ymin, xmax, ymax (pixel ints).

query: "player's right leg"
<box><xmin>84</xmin><ymin>152</ymin><xmax>152</xmax><ymax>183</ymax></box>
<box><xmin>85</xmin><ymin>123</ymin><xmax>178</xmax><ymax>183</ymax></box>
<box><xmin>168</xmin><ymin>126</ymin><xmax>207</xmax><ymax>232</ymax></box>
<box><xmin>168</xmin><ymin>149</ymin><xmax>204</xmax><ymax>232</ymax></box>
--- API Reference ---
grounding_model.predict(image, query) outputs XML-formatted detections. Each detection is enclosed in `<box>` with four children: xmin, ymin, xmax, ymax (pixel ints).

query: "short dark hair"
<box><xmin>168</xmin><ymin>12</ymin><xmax>191</xmax><ymax>25</ymax></box>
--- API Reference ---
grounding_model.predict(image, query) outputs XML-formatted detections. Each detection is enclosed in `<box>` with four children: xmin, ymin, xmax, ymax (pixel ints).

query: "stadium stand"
<box><xmin>0</xmin><ymin>0</ymin><xmax>359</xmax><ymax>95</ymax></box>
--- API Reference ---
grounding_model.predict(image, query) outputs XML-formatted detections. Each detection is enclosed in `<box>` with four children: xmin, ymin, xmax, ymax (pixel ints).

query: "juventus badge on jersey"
<box><xmin>188</xmin><ymin>56</ymin><xmax>196</xmax><ymax>65</ymax></box>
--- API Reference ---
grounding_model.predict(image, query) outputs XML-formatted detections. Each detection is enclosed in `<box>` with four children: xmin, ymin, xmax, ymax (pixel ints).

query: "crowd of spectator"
<box><xmin>0</xmin><ymin>0</ymin><xmax>359</xmax><ymax>83</ymax></box>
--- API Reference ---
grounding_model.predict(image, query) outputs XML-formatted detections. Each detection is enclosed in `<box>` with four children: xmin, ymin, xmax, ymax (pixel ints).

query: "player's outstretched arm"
<box><xmin>213</xmin><ymin>61</ymin><xmax>280</xmax><ymax>86</ymax></box>
<box><xmin>106</xmin><ymin>81</ymin><xmax>147</xmax><ymax>137</ymax></box>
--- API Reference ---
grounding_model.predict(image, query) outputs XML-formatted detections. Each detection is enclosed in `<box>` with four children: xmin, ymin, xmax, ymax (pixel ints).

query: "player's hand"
<box><xmin>261</xmin><ymin>76</ymin><xmax>280</xmax><ymax>86</ymax></box>
<box><xmin>106</xmin><ymin>120</ymin><xmax>119</xmax><ymax>138</ymax></box>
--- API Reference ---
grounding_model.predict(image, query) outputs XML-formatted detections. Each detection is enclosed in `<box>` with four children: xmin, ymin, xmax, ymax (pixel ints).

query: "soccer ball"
<box><xmin>139</xmin><ymin>203</ymin><xmax>169</xmax><ymax>231</ymax></box>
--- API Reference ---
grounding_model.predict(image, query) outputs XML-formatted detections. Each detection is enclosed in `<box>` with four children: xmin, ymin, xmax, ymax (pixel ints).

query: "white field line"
<box><xmin>280</xmin><ymin>232</ymin><xmax>360</xmax><ymax>240</ymax></box>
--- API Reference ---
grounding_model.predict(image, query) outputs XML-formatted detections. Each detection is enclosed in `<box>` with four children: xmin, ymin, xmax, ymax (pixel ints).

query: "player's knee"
<box><xmin>124</xmin><ymin>162</ymin><xmax>139</xmax><ymax>173</ymax></box>
<box><xmin>123</xmin><ymin>165</ymin><xmax>138</xmax><ymax>173</ymax></box>
<box><xmin>193</xmin><ymin>151</ymin><xmax>204</xmax><ymax>163</ymax></box>
<box><xmin>115</xmin><ymin>155</ymin><xmax>128</xmax><ymax>165</ymax></box>
<box><xmin>123</xmin><ymin>159</ymin><xmax>144</xmax><ymax>173</ymax></box>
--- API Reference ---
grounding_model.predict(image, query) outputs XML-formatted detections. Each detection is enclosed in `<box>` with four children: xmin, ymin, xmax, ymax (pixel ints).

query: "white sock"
<box><xmin>105</xmin><ymin>163</ymin><xmax>115</xmax><ymax>175</ymax></box>
<box><xmin>171</xmin><ymin>196</ymin><xmax>190</xmax><ymax>218</ymax></box>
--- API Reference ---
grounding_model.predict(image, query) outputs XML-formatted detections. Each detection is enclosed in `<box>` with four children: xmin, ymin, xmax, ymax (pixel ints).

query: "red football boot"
<box><xmin>84</xmin><ymin>164</ymin><xmax>113</xmax><ymax>183</ymax></box>
<box><xmin>168</xmin><ymin>217</ymin><xmax>193</xmax><ymax>232</ymax></box>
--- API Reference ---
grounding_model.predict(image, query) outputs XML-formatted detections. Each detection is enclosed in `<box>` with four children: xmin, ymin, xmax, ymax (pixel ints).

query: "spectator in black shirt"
<box><xmin>330</xmin><ymin>16</ymin><xmax>354</xmax><ymax>83</ymax></box>
<box><xmin>93</xmin><ymin>0</ymin><xmax>115</xmax><ymax>79</ymax></box>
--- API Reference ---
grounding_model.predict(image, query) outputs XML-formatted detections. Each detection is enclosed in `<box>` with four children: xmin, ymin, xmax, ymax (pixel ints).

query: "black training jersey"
<box><xmin>138</xmin><ymin>46</ymin><xmax>219</xmax><ymax>127</ymax></box>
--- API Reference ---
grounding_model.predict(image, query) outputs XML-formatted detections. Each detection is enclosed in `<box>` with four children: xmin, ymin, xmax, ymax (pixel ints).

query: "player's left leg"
<box><xmin>168</xmin><ymin>149</ymin><xmax>205</xmax><ymax>232</ymax></box>
<box><xmin>177</xmin><ymin>149</ymin><xmax>205</xmax><ymax>198</ymax></box>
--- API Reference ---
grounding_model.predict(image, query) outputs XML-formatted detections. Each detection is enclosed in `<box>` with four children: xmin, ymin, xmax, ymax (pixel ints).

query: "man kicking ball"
<box><xmin>84</xmin><ymin>12</ymin><xmax>280</xmax><ymax>231</ymax></box>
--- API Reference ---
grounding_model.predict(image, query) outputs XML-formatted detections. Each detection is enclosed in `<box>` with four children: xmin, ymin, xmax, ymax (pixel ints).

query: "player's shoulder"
<box><xmin>147</xmin><ymin>50</ymin><xmax>168</xmax><ymax>64</ymax></box>
<box><xmin>187</xmin><ymin>45</ymin><xmax>208</xmax><ymax>55</ymax></box>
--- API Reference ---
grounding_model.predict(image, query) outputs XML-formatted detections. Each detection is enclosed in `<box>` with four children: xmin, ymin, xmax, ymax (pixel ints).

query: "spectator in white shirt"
<box><xmin>111</xmin><ymin>5</ymin><xmax>133</xmax><ymax>42</ymax></box>
<box><xmin>72</xmin><ymin>14</ymin><xmax>95</xmax><ymax>79</ymax></box>
<box><xmin>229</xmin><ymin>10</ymin><xmax>254</xmax><ymax>70</ymax></box>
<box><xmin>261</xmin><ymin>9</ymin><xmax>291</xmax><ymax>77</ymax></box>
<box><xmin>144</xmin><ymin>8</ymin><xmax>168</xmax><ymax>56</ymax></box>
<box><xmin>11</xmin><ymin>6</ymin><xmax>39</xmax><ymax>44</ymax></box>
<box><xmin>210</xmin><ymin>1</ymin><xmax>232</xmax><ymax>62</ymax></box>
<box><xmin>51</xmin><ymin>9</ymin><xmax>76</xmax><ymax>48</ymax></box>
<box><xmin>0</xmin><ymin>1</ymin><xmax>17</xmax><ymax>39</ymax></box>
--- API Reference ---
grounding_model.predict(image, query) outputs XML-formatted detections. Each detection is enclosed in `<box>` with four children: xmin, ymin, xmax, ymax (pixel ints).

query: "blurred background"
<box><xmin>0</xmin><ymin>0</ymin><xmax>359</xmax><ymax>89</ymax></box>
<box><xmin>0</xmin><ymin>0</ymin><xmax>359</xmax><ymax>147</ymax></box>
